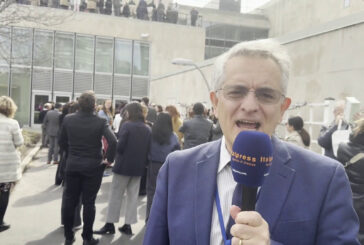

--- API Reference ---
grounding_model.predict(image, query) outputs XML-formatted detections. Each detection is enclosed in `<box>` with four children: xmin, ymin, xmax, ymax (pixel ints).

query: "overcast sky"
<box><xmin>175</xmin><ymin>0</ymin><xmax>271</xmax><ymax>13</ymax></box>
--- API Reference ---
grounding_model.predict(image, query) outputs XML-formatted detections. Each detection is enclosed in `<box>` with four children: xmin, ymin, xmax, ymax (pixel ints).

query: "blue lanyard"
<box><xmin>215</xmin><ymin>186</ymin><xmax>231</xmax><ymax>245</ymax></box>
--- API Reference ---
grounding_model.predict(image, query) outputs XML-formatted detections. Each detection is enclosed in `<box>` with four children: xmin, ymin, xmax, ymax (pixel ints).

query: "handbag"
<box><xmin>344</xmin><ymin>153</ymin><xmax>364</xmax><ymax>168</ymax></box>
<box><xmin>332</xmin><ymin>120</ymin><xmax>351</xmax><ymax>157</ymax></box>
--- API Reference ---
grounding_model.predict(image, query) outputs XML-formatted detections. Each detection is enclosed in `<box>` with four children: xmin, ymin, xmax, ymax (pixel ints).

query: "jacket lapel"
<box><xmin>256</xmin><ymin>136</ymin><xmax>296</xmax><ymax>233</ymax></box>
<box><xmin>195</xmin><ymin>141</ymin><xmax>221</xmax><ymax>245</ymax></box>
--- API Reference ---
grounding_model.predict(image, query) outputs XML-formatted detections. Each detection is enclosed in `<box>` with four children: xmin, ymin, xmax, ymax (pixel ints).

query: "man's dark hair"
<box><xmin>193</xmin><ymin>102</ymin><xmax>204</xmax><ymax>115</ymax></box>
<box><xmin>78</xmin><ymin>91</ymin><xmax>96</xmax><ymax>113</ymax></box>
<box><xmin>55</xmin><ymin>103</ymin><xmax>62</xmax><ymax>109</ymax></box>
<box><xmin>142</xmin><ymin>97</ymin><xmax>149</xmax><ymax>106</ymax></box>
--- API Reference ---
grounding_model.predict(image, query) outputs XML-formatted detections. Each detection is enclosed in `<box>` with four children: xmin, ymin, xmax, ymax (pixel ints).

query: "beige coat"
<box><xmin>285</xmin><ymin>131</ymin><xmax>307</xmax><ymax>149</ymax></box>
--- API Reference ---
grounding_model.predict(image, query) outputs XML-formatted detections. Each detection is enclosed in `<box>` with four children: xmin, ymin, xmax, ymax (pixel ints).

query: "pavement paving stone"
<box><xmin>0</xmin><ymin>148</ymin><xmax>146</xmax><ymax>245</ymax></box>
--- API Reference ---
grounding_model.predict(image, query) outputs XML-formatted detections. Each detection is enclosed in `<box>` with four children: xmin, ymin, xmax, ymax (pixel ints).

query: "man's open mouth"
<box><xmin>235</xmin><ymin>120</ymin><xmax>261</xmax><ymax>130</ymax></box>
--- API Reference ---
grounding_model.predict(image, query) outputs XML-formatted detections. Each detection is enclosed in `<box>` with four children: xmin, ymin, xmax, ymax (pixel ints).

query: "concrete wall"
<box><xmin>150</xmin><ymin>61</ymin><xmax>214</xmax><ymax>112</ymax></box>
<box><xmin>263</xmin><ymin>0</ymin><xmax>364</xmax><ymax>36</ymax></box>
<box><xmin>259</xmin><ymin>0</ymin><xmax>364</xmax><ymax>105</ymax></box>
<box><xmin>284</xmin><ymin>23</ymin><xmax>364</xmax><ymax>105</ymax></box>
<box><xmin>1</xmin><ymin>4</ymin><xmax>206</xmax><ymax>79</ymax></box>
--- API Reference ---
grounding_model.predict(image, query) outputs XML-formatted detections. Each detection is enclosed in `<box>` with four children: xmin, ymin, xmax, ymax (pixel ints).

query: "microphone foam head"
<box><xmin>231</xmin><ymin>131</ymin><xmax>273</xmax><ymax>187</ymax></box>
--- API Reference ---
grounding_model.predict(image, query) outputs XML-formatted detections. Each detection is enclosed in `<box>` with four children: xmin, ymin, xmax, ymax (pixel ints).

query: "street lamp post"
<box><xmin>171</xmin><ymin>58</ymin><xmax>211</xmax><ymax>92</ymax></box>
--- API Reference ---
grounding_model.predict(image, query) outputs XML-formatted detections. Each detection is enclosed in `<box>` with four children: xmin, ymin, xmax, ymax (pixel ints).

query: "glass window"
<box><xmin>133</xmin><ymin>42</ymin><xmax>149</xmax><ymax>76</ymax></box>
<box><xmin>115</xmin><ymin>39</ymin><xmax>132</xmax><ymax>74</ymax></box>
<box><xmin>75</xmin><ymin>35</ymin><xmax>94</xmax><ymax>72</ymax></box>
<box><xmin>95</xmin><ymin>37</ymin><xmax>113</xmax><ymax>73</ymax></box>
<box><xmin>0</xmin><ymin>27</ymin><xmax>11</xmax><ymax>66</ymax></box>
<box><xmin>0</xmin><ymin>67</ymin><xmax>9</xmax><ymax>96</ymax></box>
<box><xmin>11</xmin><ymin>68</ymin><xmax>31</xmax><ymax>126</ymax></box>
<box><xmin>55</xmin><ymin>32</ymin><xmax>74</xmax><ymax>69</ymax></box>
<box><xmin>12</xmin><ymin>28</ymin><xmax>32</xmax><ymax>66</ymax></box>
<box><xmin>34</xmin><ymin>30</ymin><xmax>53</xmax><ymax>67</ymax></box>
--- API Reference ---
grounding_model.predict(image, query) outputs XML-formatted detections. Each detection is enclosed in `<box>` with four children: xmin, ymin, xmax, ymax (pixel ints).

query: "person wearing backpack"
<box><xmin>338</xmin><ymin>118</ymin><xmax>364</xmax><ymax>244</ymax></box>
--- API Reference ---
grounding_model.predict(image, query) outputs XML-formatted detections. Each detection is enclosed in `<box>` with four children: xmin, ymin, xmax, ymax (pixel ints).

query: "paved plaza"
<box><xmin>0</xmin><ymin>148</ymin><xmax>146</xmax><ymax>245</ymax></box>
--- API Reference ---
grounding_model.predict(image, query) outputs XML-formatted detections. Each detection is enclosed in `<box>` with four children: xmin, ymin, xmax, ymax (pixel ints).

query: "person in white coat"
<box><xmin>0</xmin><ymin>96</ymin><xmax>24</xmax><ymax>232</ymax></box>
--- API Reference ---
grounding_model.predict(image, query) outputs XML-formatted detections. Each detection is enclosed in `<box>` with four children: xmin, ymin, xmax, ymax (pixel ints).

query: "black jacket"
<box><xmin>179</xmin><ymin>115</ymin><xmax>213</xmax><ymax>149</ymax></box>
<box><xmin>337</xmin><ymin>132</ymin><xmax>364</xmax><ymax>243</ymax></box>
<box><xmin>318</xmin><ymin>120</ymin><xmax>350</xmax><ymax>159</ymax></box>
<box><xmin>59</xmin><ymin>111</ymin><xmax>117</xmax><ymax>174</ymax></box>
<box><xmin>113</xmin><ymin>121</ymin><xmax>151</xmax><ymax>176</ymax></box>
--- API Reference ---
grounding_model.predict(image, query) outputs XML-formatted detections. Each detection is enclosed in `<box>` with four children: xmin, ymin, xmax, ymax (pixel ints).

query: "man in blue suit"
<box><xmin>144</xmin><ymin>39</ymin><xmax>360</xmax><ymax>245</ymax></box>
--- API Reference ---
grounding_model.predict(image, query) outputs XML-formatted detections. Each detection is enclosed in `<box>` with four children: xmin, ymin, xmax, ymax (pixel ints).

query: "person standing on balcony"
<box><xmin>190</xmin><ymin>7</ymin><xmax>198</xmax><ymax>26</ymax></box>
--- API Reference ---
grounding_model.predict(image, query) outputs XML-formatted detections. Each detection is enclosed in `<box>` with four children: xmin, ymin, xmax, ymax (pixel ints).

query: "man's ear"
<box><xmin>210</xmin><ymin>91</ymin><xmax>219</xmax><ymax>118</ymax></box>
<box><xmin>280</xmin><ymin>97</ymin><xmax>291</xmax><ymax>119</ymax></box>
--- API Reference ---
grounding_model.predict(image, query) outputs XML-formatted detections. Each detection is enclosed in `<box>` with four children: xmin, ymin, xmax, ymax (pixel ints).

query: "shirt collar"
<box><xmin>218</xmin><ymin>136</ymin><xmax>231</xmax><ymax>173</ymax></box>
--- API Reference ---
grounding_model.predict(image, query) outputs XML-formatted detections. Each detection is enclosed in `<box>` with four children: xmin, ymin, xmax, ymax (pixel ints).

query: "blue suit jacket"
<box><xmin>144</xmin><ymin>137</ymin><xmax>360</xmax><ymax>245</ymax></box>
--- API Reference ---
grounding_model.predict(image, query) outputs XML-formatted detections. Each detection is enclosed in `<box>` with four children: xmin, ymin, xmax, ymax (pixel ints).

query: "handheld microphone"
<box><xmin>231</xmin><ymin>131</ymin><xmax>273</xmax><ymax>211</ymax></box>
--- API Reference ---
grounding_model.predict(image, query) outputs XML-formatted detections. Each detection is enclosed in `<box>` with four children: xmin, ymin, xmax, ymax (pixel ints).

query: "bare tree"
<box><xmin>1</xmin><ymin>2</ymin><xmax>75</xmax><ymax>26</ymax></box>
<box><xmin>0</xmin><ymin>2</ymin><xmax>75</xmax><ymax>65</ymax></box>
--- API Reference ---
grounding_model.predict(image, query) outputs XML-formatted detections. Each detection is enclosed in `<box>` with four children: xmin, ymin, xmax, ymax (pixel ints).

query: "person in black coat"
<box><xmin>146</xmin><ymin>113</ymin><xmax>180</xmax><ymax>221</ymax></box>
<box><xmin>94</xmin><ymin>102</ymin><xmax>151</xmax><ymax>236</ymax></box>
<box><xmin>179</xmin><ymin>102</ymin><xmax>213</xmax><ymax>149</ymax></box>
<box><xmin>337</xmin><ymin>118</ymin><xmax>364</xmax><ymax>244</ymax></box>
<box><xmin>59</xmin><ymin>91</ymin><xmax>116</xmax><ymax>245</ymax></box>
<box><xmin>318</xmin><ymin>100</ymin><xmax>349</xmax><ymax>159</ymax></box>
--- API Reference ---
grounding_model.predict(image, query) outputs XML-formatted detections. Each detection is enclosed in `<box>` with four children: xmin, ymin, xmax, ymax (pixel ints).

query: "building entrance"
<box><xmin>31</xmin><ymin>93</ymin><xmax>51</xmax><ymax>127</ymax></box>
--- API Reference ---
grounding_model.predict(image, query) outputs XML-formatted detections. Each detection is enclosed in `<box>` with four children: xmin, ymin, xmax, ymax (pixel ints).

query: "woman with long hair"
<box><xmin>337</xmin><ymin>118</ymin><xmax>364</xmax><ymax>243</ymax></box>
<box><xmin>146</xmin><ymin>112</ymin><xmax>180</xmax><ymax>220</ymax></box>
<box><xmin>95</xmin><ymin>102</ymin><xmax>151</xmax><ymax>236</ymax></box>
<box><xmin>285</xmin><ymin>116</ymin><xmax>310</xmax><ymax>148</ymax></box>
<box><xmin>0</xmin><ymin>96</ymin><xmax>24</xmax><ymax>232</ymax></box>
<box><xmin>97</xmin><ymin>99</ymin><xmax>114</xmax><ymax>126</ymax></box>
<box><xmin>165</xmin><ymin>105</ymin><xmax>183</xmax><ymax>145</ymax></box>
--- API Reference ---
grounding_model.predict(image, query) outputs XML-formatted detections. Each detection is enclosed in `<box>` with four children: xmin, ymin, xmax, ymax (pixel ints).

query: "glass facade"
<box><xmin>34</xmin><ymin>30</ymin><xmax>53</xmax><ymax>68</ymax></box>
<box><xmin>0</xmin><ymin>67</ymin><xmax>9</xmax><ymax>96</ymax></box>
<box><xmin>133</xmin><ymin>42</ymin><xmax>149</xmax><ymax>76</ymax></box>
<box><xmin>115</xmin><ymin>39</ymin><xmax>132</xmax><ymax>74</ymax></box>
<box><xmin>55</xmin><ymin>32</ymin><xmax>74</xmax><ymax>69</ymax></box>
<box><xmin>0</xmin><ymin>27</ymin><xmax>11</xmax><ymax>67</ymax></box>
<box><xmin>11</xmin><ymin>68</ymin><xmax>31</xmax><ymax>127</ymax></box>
<box><xmin>0</xmin><ymin>26</ymin><xmax>150</xmax><ymax>126</ymax></box>
<box><xmin>75</xmin><ymin>35</ymin><xmax>94</xmax><ymax>72</ymax></box>
<box><xmin>12</xmin><ymin>28</ymin><xmax>32</xmax><ymax>66</ymax></box>
<box><xmin>204</xmin><ymin>23</ymin><xmax>269</xmax><ymax>59</ymax></box>
<box><xmin>95</xmin><ymin>37</ymin><xmax>113</xmax><ymax>73</ymax></box>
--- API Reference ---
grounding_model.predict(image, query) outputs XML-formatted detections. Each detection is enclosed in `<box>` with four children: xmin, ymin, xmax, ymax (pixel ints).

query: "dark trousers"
<box><xmin>139</xmin><ymin>167</ymin><xmax>147</xmax><ymax>195</ymax></box>
<box><xmin>0</xmin><ymin>190</ymin><xmax>10</xmax><ymax>224</ymax></box>
<box><xmin>146</xmin><ymin>162</ymin><xmax>163</xmax><ymax>221</ymax></box>
<box><xmin>62</xmin><ymin>166</ymin><xmax>104</xmax><ymax>240</ymax></box>
<box><xmin>61</xmin><ymin>189</ymin><xmax>82</xmax><ymax>227</ymax></box>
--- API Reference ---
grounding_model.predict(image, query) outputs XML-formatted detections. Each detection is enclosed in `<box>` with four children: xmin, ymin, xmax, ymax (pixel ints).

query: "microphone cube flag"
<box><xmin>231</xmin><ymin>131</ymin><xmax>273</xmax><ymax>187</ymax></box>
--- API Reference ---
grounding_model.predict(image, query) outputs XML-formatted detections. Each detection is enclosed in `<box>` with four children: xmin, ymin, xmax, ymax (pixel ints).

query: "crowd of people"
<box><xmin>1</xmin><ymin>39</ymin><xmax>364</xmax><ymax>245</ymax></box>
<box><xmin>33</xmin><ymin>94</ymin><xmax>223</xmax><ymax>244</ymax></box>
<box><xmin>14</xmin><ymin>0</ymin><xmax>201</xmax><ymax>26</ymax></box>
